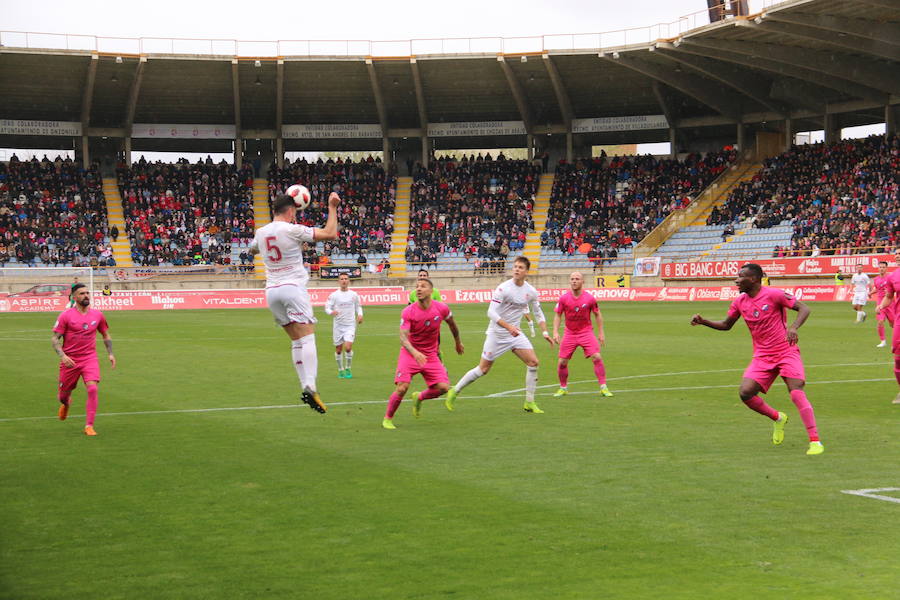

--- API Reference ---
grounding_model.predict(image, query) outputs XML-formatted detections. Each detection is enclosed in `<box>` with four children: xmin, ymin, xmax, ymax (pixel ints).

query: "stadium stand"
<box><xmin>708</xmin><ymin>135</ymin><xmax>899</xmax><ymax>255</ymax></box>
<box><xmin>541</xmin><ymin>150</ymin><xmax>737</xmax><ymax>269</ymax></box>
<box><xmin>0</xmin><ymin>155</ymin><xmax>109</xmax><ymax>267</ymax></box>
<box><xmin>267</xmin><ymin>157</ymin><xmax>396</xmax><ymax>269</ymax></box>
<box><xmin>115</xmin><ymin>158</ymin><xmax>255</xmax><ymax>267</ymax></box>
<box><xmin>406</xmin><ymin>155</ymin><xmax>540</xmax><ymax>272</ymax></box>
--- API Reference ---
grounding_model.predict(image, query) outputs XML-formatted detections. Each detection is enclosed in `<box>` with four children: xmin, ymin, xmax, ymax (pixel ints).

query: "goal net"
<box><xmin>0</xmin><ymin>267</ymin><xmax>95</xmax><ymax>313</ymax></box>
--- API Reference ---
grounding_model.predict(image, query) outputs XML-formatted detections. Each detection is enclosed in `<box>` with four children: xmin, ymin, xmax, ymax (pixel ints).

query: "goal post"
<box><xmin>0</xmin><ymin>267</ymin><xmax>96</xmax><ymax>310</ymax></box>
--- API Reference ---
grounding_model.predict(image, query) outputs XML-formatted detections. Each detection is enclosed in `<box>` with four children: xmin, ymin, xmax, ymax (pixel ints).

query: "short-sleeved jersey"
<box><xmin>487</xmin><ymin>279</ymin><xmax>546</xmax><ymax>335</ymax></box>
<box><xmin>554</xmin><ymin>291</ymin><xmax>599</xmax><ymax>332</ymax></box>
<box><xmin>400</xmin><ymin>300</ymin><xmax>452</xmax><ymax>358</ymax></box>
<box><xmin>252</xmin><ymin>221</ymin><xmax>316</xmax><ymax>288</ymax></box>
<box><xmin>53</xmin><ymin>308</ymin><xmax>108</xmax><ymax>363</ymax></box>
<box><xmin>874</xmin><ymin>275</ymin><xmax>891</xmax><ymax>303</ymax></box>
<box><xmin>408</xmin><ymin>288</ymin><xmax>442</xmax><ymax>303</ymax></box>
<box><xmin>325</xmin><ymin>289</ymin><xmax>363</xmax><ymax>326</ymax></box>
<box><xmin>850</xmin><ymin>273</ymin><xmax>871</xmax><ymax>295</ymax></box>
<box><xmin>885</xmin><ymin>269</ymin><xmax>900</xmax><ymax>308</ymax></box>
<box><xmin>727</xmin><ymin>286</ymin><xmax>797</xmax><ymax>357</ymax></box>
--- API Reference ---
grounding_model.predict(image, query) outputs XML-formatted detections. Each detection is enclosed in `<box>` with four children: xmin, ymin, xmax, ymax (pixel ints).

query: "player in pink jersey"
<box><xmin>691</xmin><ymin>263</ymin><xmax>824</xmax><ymax>455</ymax></box>
<box><xmin>51</xmin><ymin>284</ymin><xmax>116</xmax><ymax>436</ymax></box>
<box><xmin>873</xmin><ymin>260</ymin><xmax>893</xmax><ymax>348</ymax></box>
<box><xmin>875</xmin><ymin>249</ymin><xmax>900</xmax><ymax>404</ymax></box>
<box><xmin>382</xmin><ymin>278</ymin><xmax>464</xmax><ymax>430</ymax></box>
<box><xmin>551</xmin><ymin>272</ymin><xmax>613</xmax><ymax>398</ymax></box>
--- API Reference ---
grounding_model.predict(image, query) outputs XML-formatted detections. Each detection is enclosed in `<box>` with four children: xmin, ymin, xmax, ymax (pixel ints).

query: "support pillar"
<box><xmin>824</xmin><ymin>113</ymin><xmax>839</xmax><ymax>144</ymax></box>
<box><xmin>565</xmin><ymin>132</ymin><xmax>573</xmax><ymax>163</ymax></box>
<box><xmin>736</xmin><ymin>121</ymin><xmax>745</xmax><ymax>153</ymax></box>
<box><xmin>382</xmin><ymin>137</ymin><xmax>391</xmax><ymax>172</ymax></box>
<box><xmin>81</xmin><ymin>135</ymin><xmax>90</xmax><ymax>166</ymax></box>
<box><xmin>124</xmin><ymin>137</ymin><xmax>132</xmax><ymax>165</ymax></box>
<box><xmin>784</xmin><ymin>117</ymin><xmax>793</xmax><ymax>151</ymax></box>
<box><xmin>526</xmin><ymin>134</ymin><xmax>534</xmax><ymax>161</ymax></box>
<box><xmin>669</xmin><ymin>127</ymin><xmax>677</xmax><ymax>158</ymax></box>
<box><xmin>886</xmin><ymin>104</ymin><xmax>897</xmax><ymax>136</ymax></box>
<box><xmin>421</xmin><ymin>135</ymin><xmax>429</xmax><ymax>167</ymax></box>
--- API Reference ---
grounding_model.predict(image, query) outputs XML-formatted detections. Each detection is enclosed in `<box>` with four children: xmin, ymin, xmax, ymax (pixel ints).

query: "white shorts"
<box><xmin>481</xmin><ymin>331</ymin><xmax>534</xmax><ymax>361</ymax></box>
<box><xmin>333</xmin><ymin>323</ymin><xmax>357</xmax><ymax>346</ymax></box>
<box><xmin>266</xmin><ymin>284</ymin><xmax>316</xmax><ymax>326</ymax></box>
<box><xmin>852</xmin><ymin>292</ymin><xmax>868</xmax><ymax>306</ymax></box>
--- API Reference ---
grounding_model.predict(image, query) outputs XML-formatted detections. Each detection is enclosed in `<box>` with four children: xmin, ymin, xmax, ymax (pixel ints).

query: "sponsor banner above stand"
<box><xmin>320</xmin><ymin>265</ymin><xmax>363</xmax><ymax>279</ymax></box>
<box><xmin>109</xmin><ymin>265</ymin><xmax>228</xmax><ymax>281</ymax></box>
<box><xmin>661</xmin><ymin>254</ymin><xmax>894</xmax><ymax>279</ymax></box>
<box><xmin>282</xmin><ymin>124</ymin><xmax>383</xmax><ymax>139</ymax></box>
<box><xmin>131</xmin><ymin>124</ymin><xmax>237</xmax><ymax>139</ymax></box>
<box><xmin>426</xmin><ymin>121</ymin><xmax>527</xmax><ymax>137</ymax></box>
<box><xmin>0</xmin><ymin>119</ymin><xmax>83</xmax><ymax>136</ymax></box>
<box><xmin>572</xmin><ymin>114</ymin><xmax>668</xmax><ymax>133</ymax></box>
<box><xmin>633</xmin><ymin>257</ymin><xmax>661</xmax><ymax>277</ymax></box>
<box><xmin>0</xmin><ymin>286</ymin><xmax>846</xmax><ymax>313</ymax></box>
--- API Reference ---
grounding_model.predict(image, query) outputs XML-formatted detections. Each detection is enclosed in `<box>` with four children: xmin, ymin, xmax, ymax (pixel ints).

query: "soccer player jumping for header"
<box><xmin>52</xmin><ymin>283</ymin><xmax>116</xmax><ymax>436</ymax></box>
<box><xmin>446</xmin><ymin>256</ymin><xmax>555</xmax><ymax>413</ymax></box>
<box><xmin>552</xmin><ymin>271</ymin><xmax>613</xmax><ymax>398</ymax></box>
<box><xmin>251</xmin><ymin>191</ymin><xmax>340</xmax><ymax>413</ymax></box>
<box><xmin>383</xmin><ymin>278</ymin><xmax>464</xmax><ymax>429</ymax></box>
<box><xmin>325</xmin><ymin>273</ymin><xmax>363</xmax><ymax>379</ymax></box>
<box><xmin>691</xmin><ymin>263</ymin><xmax>824</xmax><ymax>455</ymax></box>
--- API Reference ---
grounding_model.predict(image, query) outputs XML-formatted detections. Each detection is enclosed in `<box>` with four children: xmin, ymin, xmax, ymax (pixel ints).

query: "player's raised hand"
<box><xmin>328</xmin><ymin>192</ymin><xmax>341</xmax><ymax>208</ymax></box>
<box><xmin>690</xmin><ymin>314</ymin><xmax>704</xmax><ymax>326</ymax></box>
<box><xmin>455</xmin><ymin>339</ymin><xmax>465</xmax><ymax>355</ymax></box>
<box><xmin>60</xmin><ymin>353</ymin><xmax>75</xmax><ymax>368</ymax></box>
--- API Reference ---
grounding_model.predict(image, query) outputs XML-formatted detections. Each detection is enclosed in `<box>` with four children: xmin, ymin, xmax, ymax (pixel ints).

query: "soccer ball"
<box><xmin>286</xmin><ymin>184</ymin><xmax>311</xmax><ymax>210</ymax></box>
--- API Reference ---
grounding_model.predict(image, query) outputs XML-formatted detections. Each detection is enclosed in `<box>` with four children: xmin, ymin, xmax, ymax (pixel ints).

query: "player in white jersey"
<box><xmin>446</xmin><ymin>256</ymin><xmax>555</xmax><ymax>413</ymax></box>
<box><xmin>849</xmin><ymin>264</ymin><xmax>874</xmax><ymax>323</ymax></box>
<box><xmin>324</xmin><ymin>273</ymin><xmax>363</xmax><ymax>379</ymax></box>
<box><xmin>250</xmin><ymin>191</ymin><xmax>340</xmax><ymax>413</ymax></box>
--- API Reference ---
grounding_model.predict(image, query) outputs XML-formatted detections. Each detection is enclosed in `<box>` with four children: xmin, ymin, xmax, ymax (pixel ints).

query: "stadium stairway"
<box><xmin>687</xmin><ymin>160</ymin><xmax>763</xmax><ymax>227</ymax></box>
<box><xmin>251</xmin><ymin>179</ymin><xmax>271</xmax><ymax>276</ymax></box>
<box><xmin>522</xmin><ymin>174</ymin><xmax>554</xmax><ymax>270</ymax></box>
<box><xmin>102</xmin><ymin>178</ymin><xmax>134</xmax><ymax>267</ymax></box>
<box><xmin>388</xmin><ymin>176</ymin><xmax>412</xmax><ymax>277</ymax></box>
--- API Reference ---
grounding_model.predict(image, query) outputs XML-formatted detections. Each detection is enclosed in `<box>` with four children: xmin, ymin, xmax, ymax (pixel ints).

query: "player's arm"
<box><xmin>51</xmin><ymin>332</ymin><xmax>75</xmax><ymax>367</ymax></box>
<box><xmin>249</xmin><ymin>237</ymin><xmax>259</xmax><ymax>256</ymax></box>
<box><xmin>312</xmin><ymin>192</ymin><xmax>340</xmax><ymax>241</ymax></box>
<box><xmin>690</xmin><ymin>313</ymin><xmax>739</xmax><ymax>331</ymax></box>
<box><xmin>355</xmin><ymin>293</ymin><xmax>363</xmax><ymax>324</ymax></box>
<box><xmin>529</xmin><ymin>296</ymin><xmax>554</xmax><ymax>346</ymax></box>
<box><xmin>551</xmin><ymin>312</ymin><xmax>562</xmax><ymax>345</ymax></box>
<box><xmin>399</xmin><ymin>326</ymin><xmax>427</xmax><ymax>366</ymax></box>
<box><xmin>101</xmin><ymin>328</ymin><xmax>116</xmax><ymax>368</ymax></box>
<box><xmin>785</xmin><ymin>300</ymin><xmax>810</xmax><ymax>345</ymax></box>
<box><xmin>879</xmin><ymin>286</ymin><xmax>894</xmax><ymax>311</ymax></box>
<box><xmin>444</xmin><ymin>314</ymin><xmax>465</xmax><ymax>355</ymax></box>
<box><xmin>595</xmin><ymin>308</ymin><xmax>606</xmax><ymax>347</ymax></box>
<box><xmin>324</xmin><ymin>295</ymin><xmax>337</xmax><ymax>316</ymax></box>
<box><xmin>487</xmin><ymin>289</ymin><xmax>518</xmax><ymax>336</ymax></box>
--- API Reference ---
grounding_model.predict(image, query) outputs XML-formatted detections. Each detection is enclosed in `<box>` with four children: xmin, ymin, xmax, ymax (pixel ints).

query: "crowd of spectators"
<box><xmin>406</xmin><ymin>155</ymin><xmax>539</xmax><ymax>267</ymax></box>
<box><xmin>0</xmin><ymin>154</ymin><xmax>110</xmax><ymax>267</ymax></box>
<box><xmin>116</xmin><ymin>157</ymin><xmax>255</xmax><ymax>266</ymax></box>
<box><xmin>268</xmin><ymin>156</ymin><xmax>396</xmax><ymax>264</ymax></box>
<box><xmin>543</xmin><ymin>150</ymin><xmax>737</xmax><ymax>259</ymax></box>
<box><xmin>708</xmin><ymin>134</ymin><xmax>899</xmax><ymax>256</ymax></box>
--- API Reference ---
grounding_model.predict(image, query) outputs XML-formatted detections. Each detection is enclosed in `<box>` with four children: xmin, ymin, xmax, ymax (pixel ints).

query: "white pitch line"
<box><xmin>0</xmin><ymin>376</ymin><xmax>893</xmax><ymax>424</ymax></box>
<box><xmin>841</xmin><ymin>488</ymin><xmax>900</xmax><ymax>505</ymax></box>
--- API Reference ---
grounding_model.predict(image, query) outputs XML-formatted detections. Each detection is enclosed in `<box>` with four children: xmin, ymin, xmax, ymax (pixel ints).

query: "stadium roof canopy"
<box><xmin>0</xmin><ymin>0</ymin><xmax>898</xmax><ymax>154</ymax></box>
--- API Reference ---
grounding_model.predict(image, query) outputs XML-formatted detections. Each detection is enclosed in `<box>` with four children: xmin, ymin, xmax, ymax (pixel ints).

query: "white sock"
<box><xmin>525</xmin><ymin>366</ymin><xmax>539</xmax><ymax>402</ymax></box>
<box><xmin>335</xmin><ymin>352</ymin><xmax>343</xmax><ymax>371</ymax></box>
<box><xmin>292</xmin><ymin>334</ymin><xmax>318</xmax><ymax>392</ymax></box>
<box><xmin>345</xmin><ymin>351</ymin><xmax>353</xmax><ymax>370</ymax></box>
<box><xmin>528</xmin><ymin>321</ymin><xmax>535</xmax><ymax>335</ymax></box>
<box><xmin>455</xmin><ymin>366</ymin><xmax>485</xmax><ymax>392</ymax></box>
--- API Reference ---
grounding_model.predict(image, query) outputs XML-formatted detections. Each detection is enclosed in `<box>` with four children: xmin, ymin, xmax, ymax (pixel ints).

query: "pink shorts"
<box><xmin>59</xmin><ymin>358</ymin><xmax>101</xmax><ymax>392</ymax></box>
<box><xmin>558</xmin><ymin>329</ymin><xmax>600</xmax><ymax>359</ymax></box>
<box><xmin>394</xmin><ymin>350</ymin><xmax>449</xmax><ymax>387</ymax></box>
<box><xmin>743</xmin><ymin>347</ymin><xmax>805</xmax><ymax>393</ymax></box>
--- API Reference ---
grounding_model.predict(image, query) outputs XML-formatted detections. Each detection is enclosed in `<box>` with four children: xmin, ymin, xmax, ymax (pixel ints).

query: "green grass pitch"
<box><xmin>1</xmin><ymin>301</ymin><xmax>898</xmax><ymax>599</ymax></box>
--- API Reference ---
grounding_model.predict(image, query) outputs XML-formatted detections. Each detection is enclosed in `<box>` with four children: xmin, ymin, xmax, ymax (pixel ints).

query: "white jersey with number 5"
<box><xmin>252</xmin><ymin>221</ymin><xmax>316</xmax><ymax>288</ymax></box>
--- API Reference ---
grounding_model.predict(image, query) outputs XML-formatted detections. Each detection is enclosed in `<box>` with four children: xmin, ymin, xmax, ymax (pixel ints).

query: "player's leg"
<box><xmin>413</xmin><ymin>359</ymin><xmax>451</xmax><ymax>418</ymax></box>
<box><xmin>83</xmin><ymin>378</ymin><xmax>99</xmax><ymax>436</ymax></box>
<box><xmin>890</xmin><ymin>320</ymin><xmax>900</xmax><ymax>404</ymax></box>
<box><xmin>343</xmin><ymin>334</ymin><xmax>355</xmax><ymax>378</ymax></box>
<box><xmin>580</xmin><ymin>331</ymin><xmax>612</xmax><ymax>397</ymax></box>
<box><xmin>334</xmin><ymin>339</ymin><xmax>345</xmax><ymax>378</ymax></box>
<box><xmin>738</xmin><ymin>368</ymin><xmax>787</xmax><ymax>444</ymax></box>
<box><xmin>512</xmin><ymin>347</ymin><xmax>543</xmax><ymax>413</ymax></box>
<box><xmin>284</xmin><ymin>320</ymin><xmax>325</xmax><ymax>413</ymax></box>
<box><xmin>384</xmin><ymin>381</ymin><xmax>410</xmax><ymax>429</ymax></box>
<box><xmin>783</xmin><ymin>378</ymin><xmax>823</xmax><ymax>455</ymax></box>
<box><xmin>554</xmin><ymin>357</ymin><xmax>570</xmax><ymax>397</ymax></box>
<box><xmin>57</xmin><ymin>363</ymin><xmax>79</xmax><ymax>421</ymax></box>
<box><xmin>877</xmin><ymin>309</ymin><xmax>887</xmax><ymax>347</ymax></box>
<box><xmin>446</xmin><ymin>357</ymin><xmax>494</xmax><ymax>411</ymax></box>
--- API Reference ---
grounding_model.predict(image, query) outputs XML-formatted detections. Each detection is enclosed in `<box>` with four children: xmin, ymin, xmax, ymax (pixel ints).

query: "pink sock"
<box><xmin>743</xmin><ymin>395</ymin><xmax>780</xmax><ymax>421</ymax></box>
<box><xmin>385</xmin><ymin>392</ymin><xmax>403</xmax><ymax>419</ymax></box>
<box><xmin>789</xmin><ymin>389</ymin><xmax>819</xmax><ymax>442</ymax></box>
<box><xmin>878</xmin><ymin>323</ymin><xmax>885</xmax><ymax>341</ymax></box>
<box><xmin>558</xmin><ymin>364</ymin><xmax>569</xmax><ymax>387</ymax></box>
<box><xmin>418</xmin><ymin>386</ymin><xmax>443</xmax><ymax>401</ymax></box>
<box><xmin>593</xmin><ymin>359</ymin><xmax>607</xmax><ymax>385</ymax></box>
<box><xmin>58</xmin><ymin>389</ymin><xmax>71</xmax><ymax>406</ymax></box>
<box><xmin>85</xmin><ymin>384</ymin><xmax>98</xmax><ymax>427</ymax></box>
